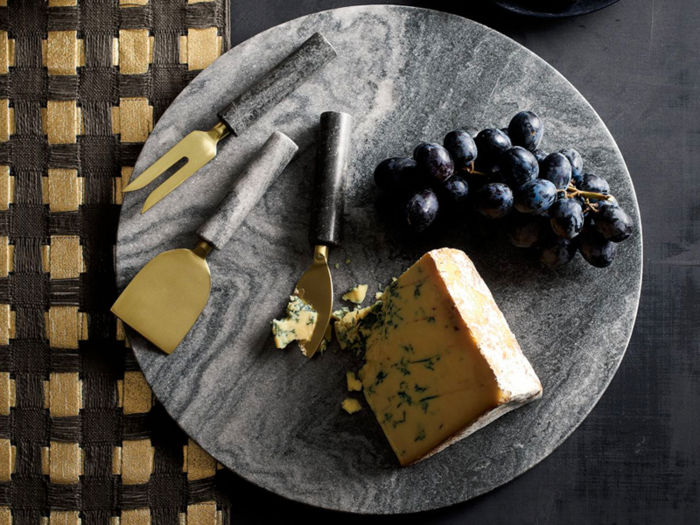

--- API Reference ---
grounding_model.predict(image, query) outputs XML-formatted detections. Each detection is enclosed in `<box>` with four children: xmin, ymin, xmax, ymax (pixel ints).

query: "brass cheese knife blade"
<box><xmin>112</xmin><ymin>132</ymin><xmax>299</xmax><ymax>354</ymax></box>
<box><xmin>123</xmin><ymin>32</ymin><xmax>336</xmax><ymax>214</ymax></box>
<box><xmin>296</xmin><ymin>111</ymin><xmax>353</xmax><ymax>358</ymax></box>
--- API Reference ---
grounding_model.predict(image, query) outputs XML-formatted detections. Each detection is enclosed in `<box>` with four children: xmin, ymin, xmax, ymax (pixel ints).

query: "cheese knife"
<box><xmin>123</xmin><ymin>32</ymin><xmax>336</xmax><ymax>214</ymax></box>
<box><xmin>295</xmin><ymin>111</ymin><xmax>353</xmax><ymax>358</ymax></box>
<box><xmin>112</xmin><ymin>131</ymin><xmax>299</xmax><ymax>354</ymax></box>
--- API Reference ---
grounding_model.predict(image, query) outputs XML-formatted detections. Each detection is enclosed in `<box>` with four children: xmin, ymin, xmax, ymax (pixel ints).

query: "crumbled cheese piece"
<box><xmin>271</xmin><ymin>295</ymin><xmax>317</xmax><ymax>349</ymax></box>
<box><xmin>333</xmin><ymin>301</ymin><xmax>382</xmax><ymax>356</ymax></box>
<box><xmin>332</xmin><ymin>306</ymin><xmax>351</xmax><ymax>321</ymax></box>
<box><xmin>317</xmin><ymin>324</ymin><xmax>333</xmax><ymax>354</ymax></box>
<box><xmin>342</xmin><ymin>284</ymin><xmax>368</xmax><ymax>304</ymax></box>
<box><xmin>341</xmin><ymin>398</ymin><xmax>362</xmax><ymax>414</ymax></box>
<box><xmin>346</xmin><ymin>371</ymin><xmax>363</xmax><ymax>392</ymax></box>
<box><xmin>375</xmin><ymin>292</ymin><xmax>383</xmax><ymax>300</ymax></box>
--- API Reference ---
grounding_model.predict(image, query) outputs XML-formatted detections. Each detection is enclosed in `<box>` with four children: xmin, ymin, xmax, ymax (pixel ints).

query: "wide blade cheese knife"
<box><xmin>112</xmin><ymin>131</ymin><xmax>299</xmax><ymax>354</ymax></box>
<box><xmin>123</xmin><ymin>32</ymin><xmax>336</xmax><ymax>214</ymax></box>
<box><xmin>295</xmin><ymin>111</ymin><xmax>353</xmax><ymax>358</ymax></box>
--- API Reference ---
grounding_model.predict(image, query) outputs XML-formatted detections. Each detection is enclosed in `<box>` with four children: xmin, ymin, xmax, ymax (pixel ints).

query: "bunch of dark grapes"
<box><xmin>373</xmin><ymin>111</ymin><xmax>634</xmax><ymax>268</ymax></box>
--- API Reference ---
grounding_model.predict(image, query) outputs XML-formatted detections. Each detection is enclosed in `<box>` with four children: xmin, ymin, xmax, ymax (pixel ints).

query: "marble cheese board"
<box><xmin>115</xmin><ymin>6</ymin><xmax>642</xmax><ymax>514</ymax></box>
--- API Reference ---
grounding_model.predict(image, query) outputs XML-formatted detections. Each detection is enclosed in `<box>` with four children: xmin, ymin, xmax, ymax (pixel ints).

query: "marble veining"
<box><xmin>115</xmin><ymin>6</ymin><xmax>642</xmax><ymax>514</ymax></box>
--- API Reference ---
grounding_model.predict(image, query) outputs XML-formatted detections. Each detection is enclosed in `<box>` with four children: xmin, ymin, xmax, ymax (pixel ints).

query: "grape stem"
<box><xmin>574</xmin><ymin>190</ymin><xmax>613</xmax><ymax>201</ymax></box>
<box><xmin>466</xmin><ymin>164</ymin><xmax>489</xmax><ymax>176</ymax></box>
<box><xmin>565</xmin><ymin>185</ymin><xmax>613</xmax><ymax>202</ymax></box>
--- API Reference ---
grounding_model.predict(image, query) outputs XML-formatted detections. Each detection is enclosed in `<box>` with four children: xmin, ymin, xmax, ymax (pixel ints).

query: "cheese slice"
<box><xmin>338</xmin><ymin>248</ymin><xmax>542</xmax><ymax>466</ymax></box>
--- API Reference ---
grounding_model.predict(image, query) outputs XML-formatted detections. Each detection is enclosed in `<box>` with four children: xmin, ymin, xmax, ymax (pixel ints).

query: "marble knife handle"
<box><xmin>197</xmin><ymin>131</ymin><xmax>298</xmax><ymax>250</ymax></box>
<box><xmin>309</xmin><ymin>111</ymin><xmax>353</xmax><ymax>247</ymax></box>
<box><xmin>218</xmin><ymin>33</ymin><xmax>337</xmax><ymax>137</ymax></box>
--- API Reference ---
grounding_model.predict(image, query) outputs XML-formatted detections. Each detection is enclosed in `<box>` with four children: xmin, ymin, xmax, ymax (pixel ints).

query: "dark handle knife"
<box><xmin>309</xmin><ymin>111</ymin><xmax>353</xmax><ymax>247</ymax></box>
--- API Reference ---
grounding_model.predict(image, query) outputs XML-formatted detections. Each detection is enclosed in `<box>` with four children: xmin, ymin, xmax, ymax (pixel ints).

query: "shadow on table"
<box><xmin>231</xmin><ymin>0</ymin><xmax>576</xmax><ymax>49</ymax></box>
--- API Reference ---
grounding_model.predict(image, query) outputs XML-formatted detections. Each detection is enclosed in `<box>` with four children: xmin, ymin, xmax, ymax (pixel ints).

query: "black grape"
<box><xmin>374</xmin><ymin>157</ymin><xmax>419</xmax><ymax>195</ymax></box>
<box><xmin>533</xmin><ymin>149</ymin><xmax>548</xmax><ymax>163</ymax></box>
<box><xmin>440</xmin><ymin>175</ymin><xmax>470</xmax><ymax>207</ymax></box>
<box><xmin>549</xmin><ymin>198</ymin><xmax>584</xmax><ymax>239</ymax></box>
<box><xmin>473</xmin><ymin>183</ymin><xmax>513</xmax><ymax>219</ymax></box>
<box><xmin>514</xmin><ymin>179</ymin><xmax>557</xmax><ymax>215</ymax></box>
<box><xmin>579</xmin><ymin>229</ymin><xmax>617</xmax><ymax>267</ymax></box>
<box><xmin>508</xmin><ymin>111</ymin><xmax>544</xmax><ymax>151</ymax></box>
<box><xmin>559</xmin><ymin>148</ymin><xmax>583</xmax><ymax>184</ymax></box>
<box><xmin>405</xmin><ymin>189</ymin><xmax>439</xmax><ymax>232</ymax></box>
<box><xmin>500</xmin><ymin>146</ymin><xmax>539</xmax><ymax>189</ymax></box>
<box><xmin>593</xmin><ymin>201</ymin><xmax>633</xmax><ymax>242</ymax></box>
<box><xmin>413</xmin><ymin>142</ymin><xmax>454</xmax><ymax>183</ymax></box>
<box><xmin>579</xmin><ymin>173</ymin><xmax>610</xmax><ymax>197</ymax></box>
<box><xmin>539</xmin><ymin>236</ymin><xmax>577</xmax><ymax>268</ymax></box>
<box><xmin>540</xmin><ymin>152</ymin><xmax>573</xmax><ymax>189</ymax></box>
<box><xmin>474</xmin><ymin>129</ymin><xmax>512</xmax><ymax>174</ymax></box>
<box><xmin>444</xmin><ymin>130</ymin><xmax>478</xmax><ymax>172</ymax></box>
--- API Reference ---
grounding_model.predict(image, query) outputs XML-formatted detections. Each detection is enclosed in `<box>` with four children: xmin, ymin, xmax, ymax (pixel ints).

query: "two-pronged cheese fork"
<box><xmin>112</xmin><ymin>131</ymin><xmax>299</xmax><ymax>354</ymax></box>
<box><xmin>123</xmin><ymin>32</ymin><xmax>336</xmax><ymax>214</ymax></box>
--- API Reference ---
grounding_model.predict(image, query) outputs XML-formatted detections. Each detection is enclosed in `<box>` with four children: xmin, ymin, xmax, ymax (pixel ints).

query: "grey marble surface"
<box><xmin>196</xmin><ymin>131</ymin><xmax>298</xmax><ymax>250</ymax></box>
<box><xmin>115</xmin><ymin>6</ymin><xmax>642</xmax><ymax>515</ymax></box>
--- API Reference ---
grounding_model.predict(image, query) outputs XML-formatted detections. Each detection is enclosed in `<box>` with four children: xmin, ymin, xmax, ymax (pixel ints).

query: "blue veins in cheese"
<box><xmin>335</xmin><ymin>248</ymin><xmax>543</xmax><ymax>466</ymax></box>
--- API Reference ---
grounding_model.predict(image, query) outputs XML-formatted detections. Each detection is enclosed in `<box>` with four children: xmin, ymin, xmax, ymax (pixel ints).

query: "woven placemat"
<box><xmin>0</xmin><ymin>2</ymin><xmax>233</xmax><ymax>525</ymax></box>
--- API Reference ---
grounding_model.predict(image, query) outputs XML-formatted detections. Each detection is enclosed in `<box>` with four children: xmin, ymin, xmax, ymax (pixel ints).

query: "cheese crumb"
<box><xmin>271</xmin><ymin>295</ymin><xmax>317</xmax><ymax>350</ymax></box>
<box><xmin>375</xmin><ymin>292</ymin><xmax>383</xmax><ymax>300</ymax></box>
<box><xmin>342</xmin><ymin>284</ymin><xmax>368</xmax><ymax>304</ymax></box>
<box><xmin>346</xmin><ymin>371</ymin><xmax>363</xmax><ymax>392</ymax></box>
<box><xmin>341</xmin><ymin>398</ymin><xmax>362</xmax><ymax>414</ymax></box>
<box><xmin>317</xmin><ymin>324</ymin><xmax>333</xmax><ymax>354</ymax></box>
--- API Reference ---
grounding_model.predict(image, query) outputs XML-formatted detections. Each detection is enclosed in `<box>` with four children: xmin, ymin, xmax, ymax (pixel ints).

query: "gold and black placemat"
<box><xmin>0</xmin><ymin>2</ymin><xmax>232</xmax><ymax>525</ymax></box>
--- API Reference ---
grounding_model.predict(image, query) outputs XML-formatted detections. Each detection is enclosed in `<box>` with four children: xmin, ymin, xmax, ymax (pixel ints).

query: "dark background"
<box><xmin>220</xmin><ymin>1</ymin><xmax>700</xmax><ymax>522</ymax></box>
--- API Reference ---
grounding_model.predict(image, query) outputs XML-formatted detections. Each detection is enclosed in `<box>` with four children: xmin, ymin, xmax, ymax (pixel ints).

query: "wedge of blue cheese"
<box><xmin>272</xmin><ymin>295</ymin><xmax>318</xmax><ymax>350</ymax></box>
<box><xmin>335</xmin><ymin>248</ymin><xmax>542</xmax><ymax>466</ymax></box>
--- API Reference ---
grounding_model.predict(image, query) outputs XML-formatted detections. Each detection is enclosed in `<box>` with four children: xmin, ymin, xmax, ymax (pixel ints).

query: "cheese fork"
<box><xmin>112</xmin><ymin>131</ymin><xmax>299</xmax><ymax>354</ymax></box>
<box><xmin>123</xmin><ymin>32</ymin><xmax>336</xmax><ymax>214</ymax></box>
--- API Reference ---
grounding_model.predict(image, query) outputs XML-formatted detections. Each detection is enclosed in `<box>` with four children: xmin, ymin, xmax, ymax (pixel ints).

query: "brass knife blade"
<box><xmin>295</xmin><ymin>245</ymin><xmax>333</xmax><ymax>358</ymax></box>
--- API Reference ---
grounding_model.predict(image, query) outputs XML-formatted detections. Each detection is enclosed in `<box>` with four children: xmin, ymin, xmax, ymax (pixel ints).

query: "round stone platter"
<box><xmin>115</xmin><ymin>6</ymin><xmax>642</xmax><ymax>515</ymax></box>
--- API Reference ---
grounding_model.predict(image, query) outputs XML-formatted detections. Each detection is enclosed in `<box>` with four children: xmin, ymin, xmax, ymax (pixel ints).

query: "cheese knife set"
<box><xmin>115</xmin><ymin>6</ymin><xmax>642</xmax><ymax>515</ymax></box>
<box><xmin>113</xmin><ymin>33</ymin><xmax>344</xmax><ymax>354</ymax></box>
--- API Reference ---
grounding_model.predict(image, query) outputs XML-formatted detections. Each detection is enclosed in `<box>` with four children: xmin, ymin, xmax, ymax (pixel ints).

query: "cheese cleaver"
<box><xmin>296</xmin><ymin>111</ymin><xmax>353</xmax><ymax>358</ymax></box>
<box><xmin>112</xmin><ymin>131</ymin><xmax>299</xmax><ymax>354</ymax></box>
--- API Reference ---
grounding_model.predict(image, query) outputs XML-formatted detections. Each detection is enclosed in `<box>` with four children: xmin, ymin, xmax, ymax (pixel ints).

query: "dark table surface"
<box><xmin>220</xmin><ymin>1</ymin><xmax>699</xmax><ymax>522</ymax></box>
